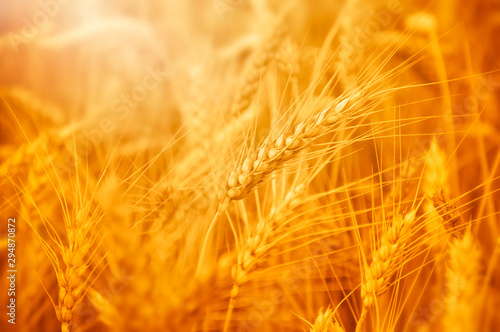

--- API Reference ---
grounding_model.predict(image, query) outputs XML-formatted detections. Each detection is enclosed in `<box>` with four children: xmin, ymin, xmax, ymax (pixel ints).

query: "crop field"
<box><xmin>0</xmin><ymin>0</ymin><xmax>499</xmax><ymax>331</ymax></box>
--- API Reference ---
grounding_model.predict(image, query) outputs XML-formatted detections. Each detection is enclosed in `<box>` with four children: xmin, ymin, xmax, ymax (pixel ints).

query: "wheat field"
<box><xmin>1</xmin><ymin>0</ymin><xmax>499</xmax><ymax>331</ymax></box>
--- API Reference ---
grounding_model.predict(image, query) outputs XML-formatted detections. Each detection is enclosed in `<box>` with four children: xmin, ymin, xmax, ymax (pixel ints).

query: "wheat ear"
<box><xmin>199</xmin><ymin>90</ymin><xmax>371</xmax><ymax>277</ymax></box>
<box><xmin>222</xmin><ymin>183</ymin><xmax>306</xmax><ymax>332</ymax></box>
<box><xmin>423</xmin><ymin>139</ymin><xmax>449</xmax><ymax>194</ymax></box>
<box><xmin>56</xmin><ymin>204</ymin><xmax>102</xmax><ymax>332</ymax></box>
<box><xmin>431</xmin><ymin>188</ymin><xmax>464</xmax><ymax>237</ymax></box>
<box><xmin>229</xmin><ymin>14</ymin><xmax>288</xmax><ymax>118</ymax></box>
<box><xmin>356</xmin><ymin>210</ymin><xmax>417</xmax><ymax>332</ymax></box>
<box><xmin>442</xmin><ymin>229</ymin><xmax>482</xmax><ymax>331</ymax></box>
<box><xmin>310</xmin><ymin>307</ymin><xmax>344</xmax><ymax>332</ymax></box>
<box><xmin>422</xmin><ymin>138</ymin><xmax>454</xmax><ymax>248</ymax></box>
<box><xmin>219</xmin><ymin>91</ymin><xmax>365</xmax><ymax>206</ymax></box>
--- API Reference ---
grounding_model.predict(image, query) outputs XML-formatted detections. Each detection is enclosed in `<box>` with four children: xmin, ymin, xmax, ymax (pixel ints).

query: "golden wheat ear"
<box><xmin>219</xmin><ymin>90</ymin><xmax>368</xmax><ymax>203</ymax></box>
<box><xmin>229</xmin><ymin>9</ymin><xmax>290</xmax><ymax>119</ymax></box>
<box><xmin>357</xmin><ymin>210</ymin><xmax>417</xmax><ymax>332</ymax></box>
<box><xmin>431</xmin><ymin>188</ymin><xmax>465</xmax><ymax>238</ymax></box>
<box><xmin>222</xmin><ymin>182</ymin><xmax>306</xmax><ymax>332</ymax></box>
<box><xmin>441</xmin><ymin>229</ymin><xmax>482</xmax><ymax>331</ymax></box>
<box><xmin>309</xmin><ymin>307</ymin><xmax>345</xmax><ymax>332</ymax></box>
